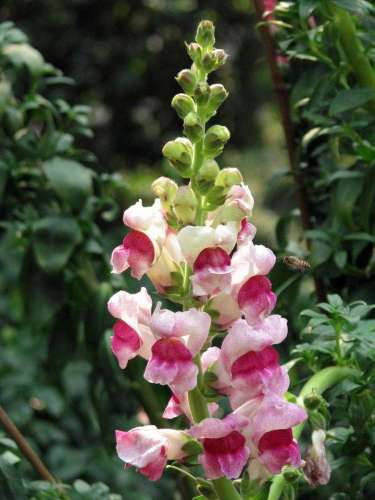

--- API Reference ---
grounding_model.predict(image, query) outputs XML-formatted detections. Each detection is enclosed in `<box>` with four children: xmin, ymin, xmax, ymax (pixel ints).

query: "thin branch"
<box><xmin>0</xmin><ymin>405</ymin><xmax>66</xmax><ymax>497</ymax></box>
<box><xmin>252</xmin><ymin>0</ymin><xmax>325</xmax><ymax>301</ymax></box>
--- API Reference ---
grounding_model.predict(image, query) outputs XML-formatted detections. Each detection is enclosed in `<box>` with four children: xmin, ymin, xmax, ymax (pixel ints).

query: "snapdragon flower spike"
<box><xmin>249</xmin><ymin>395</ymin><xmax>307</xmax><ymax>474</ymax></box>
<box><xmin>238</xmin><ymin>275</ymin><xmax>277</xmax><ymax>325</ymax></box>
<box><xmin>191</xmin><ymin>246</ymin><xmax>232</xmax><ymax>296</ymax></box>
<box><xmin>108</xmin><ymin>288</ymin><xmax>155</xmax><ymax>368</ymax></box>
<box><xmin>144</xmin><ymin>305</ymin><xmax>211</xmax><ymax>395</ymax></box>
<box><xmin>189</xmin><ymin>414</ymin><xmax>250</xmax><ymax>479</ymax></box>
<box><xmin>111</xmin><ymin>199</ymin><xmax>167</xmax><ymax>279</ymax></box>
<box><xmin>115</xmin><ymin>426</ymin><xmax>187</xmax><ymax>481</ymax></box>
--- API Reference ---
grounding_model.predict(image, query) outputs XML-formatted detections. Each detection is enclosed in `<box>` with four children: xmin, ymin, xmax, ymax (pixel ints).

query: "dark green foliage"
<box><xmin>272</xmin><ymin>2</ymin><xmax>375</xmax><ymax>302</ymax></box>
<box><xmin>0</xmin><ymin>21</ymin><xmax>172</xmax><ymax>498</ymax></box>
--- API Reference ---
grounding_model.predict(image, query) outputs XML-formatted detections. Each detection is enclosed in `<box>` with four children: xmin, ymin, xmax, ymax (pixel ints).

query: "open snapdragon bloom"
<box><xmin>108</xmin><ymin>19</ymin><xmax>309</xmax><ymax>494</ymax></box>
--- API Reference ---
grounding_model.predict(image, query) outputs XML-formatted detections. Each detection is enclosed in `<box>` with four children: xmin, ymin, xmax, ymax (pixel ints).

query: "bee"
<box><xmin>282</xmin><ymin>256</ymin><xmax>311</xmax><ymax>272</ymax></box>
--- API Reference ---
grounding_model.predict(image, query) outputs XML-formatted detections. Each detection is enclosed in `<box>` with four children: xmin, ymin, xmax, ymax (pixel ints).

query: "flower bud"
<box><xmin>304</xmin><ymin>392</ymin><xmax>322</xmax><ymax>411</ymax></box>
<box><xmin>215</xmin><ymin>167</ymin><xmax>243</xmax><ymax>189</ymax></box>
<box><xmin>194</xmin><ymin>81</ymin><xmax>210</xmax><ymax>106</ymax></box>
<box><xmin>152</xmin><ymin>176</ymin><xmax>178</xmax><ymax>210</ymax></box>
<box><xmin>282</xmin><ymin>467</ymin><xmax>301</xmax><ymax>483</ymax></box>
<box><xmin>201</xmin><ymin>52</ymin><xmax>217</xmax><ymax>73</ymax></box>
<box><xmin>207</xmin><ymin>84</ymin><xmax>228</xmax><ymax>116</ymax></box>
<box><xmin>204</xmin><ymin>125</ymin><xmax>231</xmax><ymax>158</ymax></box>
<box><xmin>212</xmin><ymin>49</ymin><xmax>228</xmax><ymax>68</ymax></box>
<box><xmin>304</xmin><ymin>430</ymin><xmax>331</xmax><ymax>486</ymax></box>
<box><xmin>196</xmin><ymin>159</ymin><xmax>220</xmax><ymax>192</ymax></box>
<box><xmin>186</xmin><ymin>42</ymin><xmax>202</xmax><ymax>64</ymax></box>
<box><xmin>173</xmin><ymin>185</ymin><xmax>198</xmax><ymax>224</ymax></box>
<box><xmin>195</xmin><ymin>20</ymin><xmax>215</xmax><ymax>49</ymax></box>
<box><xmin>183</xmin><ymin>112</ymin><xmax>203</xmax><ymax>143</ymax></box>
<box><xmin>162</xmin><ymin>137</ymin><xmax>193</xmax><ymax>177</ymax></box>
<box><xmin>171</xmin><ymin>93</ymin><xmax>196</xmax><ymax>119</ymax></box>
<box><xmin>175</xmin><ymin>69</ymin><xmax>197</xmax><ymax>95</ymax></box>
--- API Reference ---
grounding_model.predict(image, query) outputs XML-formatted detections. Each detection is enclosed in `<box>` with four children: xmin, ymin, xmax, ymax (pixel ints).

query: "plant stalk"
<box><xmin>267</xmin><ymin>366</ymin><xmax>359</xmax><ymax>500</ymax></box>
<box><xmin>251</xmin><ymin>0</ymin><xmax>326</xmax><ymax>302</ymax></box>
<box><xmin>0</xmin><ymin>405</ymin><xmax>67</xmax><ymax>498</ymax></box>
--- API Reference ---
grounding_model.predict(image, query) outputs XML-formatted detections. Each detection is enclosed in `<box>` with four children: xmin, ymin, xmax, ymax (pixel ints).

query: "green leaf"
<box><xmin>310</xmin><ymin>240</ymin><xmax>333</xmax><ymax>268</ymax></box>
<box><xmin>3</xmin><ymin>43</ymin><xmax>45</xmax><ymax>77</ymax></box>
<box><xmin>329</xmin><ymin>88</ymin><xmax>375</xmax><ymax>115</ymax></box>
<box><xmin>0</xmin><ymin>456</ymin><xmax>28</xmax><ymax>499</ymax></box>
<box><xmin>32</xmin><ymin>216</ymin><xmax>82</xmax><ymax>273</ymax></box>
<box><xmin>331</xmin><ymin>0</ymin><xmax>374</xmax><ymax>13</ymax></box>
<box><xmin>333</xmin><ymin>177</ymin><xmax>364</xmax><ymax>227</ymax></box>
<box><xmin>299</xmin><ymin>0</ymin><xmax>318</xmax><ymax>18</ymax></box>
<box><xmin>334</xmin><ymin>250</ymin><xmax>347</xmax><ymax>269</ymax></box>
<box><xmin>42</xmin><ymin>157</ymin><xmax>93</xmax><ymax>211</ymax></box>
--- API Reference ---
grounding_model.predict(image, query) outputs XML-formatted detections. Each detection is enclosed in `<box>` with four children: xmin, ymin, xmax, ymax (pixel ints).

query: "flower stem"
<box><xmin>267</xmin><ymin>366</ymin><xmax>359</xmax><ymax>500</ymax></box>
<box><xmin>188</xmin><ymin>381</ymin><xmax>242</xmax><ymax>499</ymax></box>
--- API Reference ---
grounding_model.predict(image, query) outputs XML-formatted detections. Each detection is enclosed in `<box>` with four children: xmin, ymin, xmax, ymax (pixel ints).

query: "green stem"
<box><xmin>188</xmin><ymin>377</ymin><xmax>242</xmax><ymax>499</ymax></box>
<box><xmin>267</xmin><ymin>366</ymin><xmax>359</xmax><ymax>500</ymax></box>
<box><xmin>328</xmin><ymin>2</ymin><xmax>375</xmax><ymax>111</ymax></box>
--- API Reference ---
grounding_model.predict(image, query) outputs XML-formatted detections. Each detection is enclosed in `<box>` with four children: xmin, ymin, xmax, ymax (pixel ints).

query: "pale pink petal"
<box><xmin>231</xmin><ymin>242</ymin><xmax>276</xmax><ymax>287</ymax></box>
<box><xmin>192</xmin><ymin>247</ymin><xmax>232</xmax><ymax>296</ymax></box>
<box><xmin>111</xmin><ymin>320</ymin><xmax>142</xmax><ymax>369</ymax></box>
<box><xmin>123</xmin><ymin>198</ymin><xmax>167</xmax><ymax>250</ymax></box>
<box><xmin>258</xmin><ymin>429</ymin><xmax>302</xmax><ymax>474</ymax></box>
<box><xmin>210</xmin><ymin>293</ymin><xmax>241</xmax><ymax>328</ymax></box>
<box><xmin>201</xmin><ymin>347</ymin><xmax>232</xmax><ymax>392</ymax></box>
<box><xmin>139</xmin><ymin>447</ymin><xmax>167</xmax><ymax>481</ymax></box>
<box><xmin>176</xmin><ymin>309</ymin><xmax>211</xmax><ymax>356</ymax></box>
<box><xmin>108</xmin><ymin>288</ymin><xmax>152</xmax><ymax>327</ymax></box>
<box><xmin>221</xmin><ymin>319</ymin><xmax>275</xmax><ymax>372</ymax></box>
<box><xmin>115</xmin><ymin>426</ymin><xmax>166</xmax><ymax>469</ymax></box>
<box><xmin>189</xmin><ymin>414</ymin><xmax>248</xmax><ymax>440</ymax></box>
<box><xmin>238</xmin><ymin>275</ymin><xmax>276</xmax><ymax>324</ymax></box>
<box><xmin>144</xmin><ymin>338</ymin><xmax>198</xmax><ymax>392</ymax></box>
<box><xmin>111</xmin><ymin>245</ymin><xmax>129</xmax><ymax>274</ymax></box>
<box><xmin>260</xmin><ymin>315</ymin><xmax>288</xmax><ymax>345</ymax></box>
<box><xmin>178</xmin><ymin>223</ymin><xmax>238</xmax><ymax>266</ymax></box>
<box><xmin>202</xmin><ymin>431</ymin><xmax>249</xmax><ymax>479</ymax></box>
<box><xmin>251</xmin><ymin>395</ymin><xmax>307</xmax><ymax>445</ymax></box>
<box><xmin>163</xmin><ymin>394</ymin><xmax>184</xmax><ymax>419</ymax></box>
<box><xmin>237</xmin><ymin>219</ymin><xmax>257</xmax><ymax>246</ymax></box>
<box><xmin>150</xmin><ymin>303</ymin><xmax>177</xmax><ymax>338</ymax></box>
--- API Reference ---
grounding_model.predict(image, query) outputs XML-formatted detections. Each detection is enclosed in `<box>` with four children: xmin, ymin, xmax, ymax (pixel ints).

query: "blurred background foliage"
<box><xmin>1</xmin><ymin>0</ymin><xmax>375</xmax><ymax>499</ymax></box>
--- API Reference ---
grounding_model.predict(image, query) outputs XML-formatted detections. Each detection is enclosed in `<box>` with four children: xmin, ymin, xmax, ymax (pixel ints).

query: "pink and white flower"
<box><xmin>177</xmin><ymin>222</ymin><xmax>238</xmax><ymax>266</ymax></box>
<box><xmin>237</xmin><ymin>275</ymin><xmax>277</xmax><ymax>325</ymax></box>
<box><xmin>211</xmin><ymin>184</ymin><xmax>254</xmax><ymax>225</ymax></box>
<box><xmin>144</xmin><ymin>306</ymin><xmax>211</xmax><ymax>395</ymax></box>
<box><xmin>115</xmin><ymin>426</ymin><xmax>187</xmax><ymax>481</ymax></box>
<box><xmin>108</xmin><ymin>288</ymin><xmax>155</xmax><ymax>368</ymax></box>
<box><xmin>163</xmin><ymin>393</ymin><xmax>219</xmax><ymax>421</ymax></box>
<box><xmin>191</xmin><ymin>247</ymin><xmax>232</xmax><ymax>297</ymax></box>
<box><xmin>249</xmin><ymin>396</ymin><xmax>307</xmax><ymax>474</ymax></box>
<box><xmin>111</xmin><ymin>199</ymin><xmax>168</xmax><ymax>279</ymax></box>
<box><xmin>189</xmin><ymin>414</ymin><xmax>250</xmax><ymax>479</ymax></box>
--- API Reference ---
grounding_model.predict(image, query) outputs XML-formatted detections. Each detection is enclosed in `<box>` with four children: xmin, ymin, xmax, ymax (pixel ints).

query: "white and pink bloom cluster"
<box><xmin>108</xmin><ymin>183</ymin><xmax>306</xmax><ymax>483</ymax></box>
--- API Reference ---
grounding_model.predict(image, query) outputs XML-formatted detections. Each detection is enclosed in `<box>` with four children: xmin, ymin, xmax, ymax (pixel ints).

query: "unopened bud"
<box><xmin>152</xmin><ymin>176</ymin><xmax>178</xmax><ymax>210</ymax></box>
<box><xmin>176</xmin><ymin>69</ymin><xmax>197</xmax><ymax>95</ymax></box>
<box><xmin>186</xmin><ymin>42</ymin><xmax>202</xmax><ymax>64</ymax></box>
<box><xmin>212</xmin><ymin>49</ymin><xmax>228</xmax><ymax>68</ymax></box>
<box><xmin>162</xmin><ymin>137</ymin><xmax>193</xmax><ymax>177</ymax></box>
<box><xmin>173</xmin><ymin>185</ymin><xmax>198</xmax><ymax>224</ymax></box>
<box><xmin>196</xmin><ymin>159</ymin><xmax>220</xmax><ymax>193</ymax></box>
<box><xmin>304</xmin><ymin>392</ymin><xmax>322</xmax><ymax>411</ymax></box>
<box><xmin>183</xmin><ymin>112</ymin><xmax>203</xmax><ymax>143</ymax></box>
<box><xmin>171</xmin><ymin>93</ymin><xmax>196</xmax><ymax>119</ymax></box>
<box><xmin>194</xmin><ymin>81</ymin><xmax>210</xmax><ymax>106</ymax></box>
<box><xmin>204</xmin><ymin>125</ymin><xmax>230</xmax><ymax>158</ymax></box>
<box><xmin>215</xmin><ymin>167</ymin><xmax>243</xmax><ymax>188</ymax></box>
<box><xmin>207</xmin><ymin>84</ymin><xmax>228</xmax><ymax>116</ymax></box>
<box><xmin>195</xmin><ymin>20</ymin><xmax>215</xmax><ymax>49</ymax></box>
<box><xmin>201</xmin><ymin>52</ymin><xmax>217</xmax><ymax>73</ymax></box>
<box><xmin>304</xmin><ymin>430</ymin><xmax>331</xmax><ymax>487</ymax></box>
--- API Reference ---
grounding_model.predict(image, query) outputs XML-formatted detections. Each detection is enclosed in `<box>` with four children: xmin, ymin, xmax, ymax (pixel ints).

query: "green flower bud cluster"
<box><xmin>161</xmin><ymin>20</ymin><xmax>237</xmax><ymax>225</ymax></box>
<box><xmin>152</xmin><ymin>176</ymin><xmax>197</xmax><ymax>225</ymax></box>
